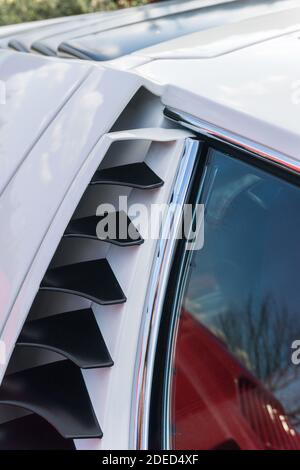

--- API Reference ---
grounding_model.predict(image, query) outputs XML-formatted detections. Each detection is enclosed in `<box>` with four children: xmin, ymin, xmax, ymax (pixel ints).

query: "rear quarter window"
<box><xmin>162</xmin><ymin>147</ymin><xmax>300</xmax><ymax>450</ymax></box>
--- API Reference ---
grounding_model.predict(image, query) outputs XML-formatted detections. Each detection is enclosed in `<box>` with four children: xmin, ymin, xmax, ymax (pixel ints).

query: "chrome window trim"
<box><xmin>164</xmin><ymin>107</ymin><xmax>300</xmax><ymax>175</ymax></box>
<box><xmin>130</xmin><ymin>138</ymin><xmax>200</xmax><ymax>450</ymax></box>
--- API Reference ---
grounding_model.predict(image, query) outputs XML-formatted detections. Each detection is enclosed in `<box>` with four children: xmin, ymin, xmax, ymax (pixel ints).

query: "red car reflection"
<box><xmin>172</xmin><ymin>310</ymin><xmax>300</xmax><ymax>450</ymax></box>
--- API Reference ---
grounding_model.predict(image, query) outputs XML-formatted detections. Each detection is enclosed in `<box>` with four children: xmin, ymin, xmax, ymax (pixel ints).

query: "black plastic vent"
<box><xmin>40</xmin><ymin>259</ymin><xmax>126</xmax><ymax>305</ymax></box>
<box><xmin>17</xmin><ymin>309</ymin><xmax>113</xmax><ymax>369</ymax></box>
<box><xmin>0</xmin><ymin>360</ymin><xmax>102</xmax><ymax>439</ymax></box>
<box><xmin>91</xmin><ymin>162</ymin><xmax>164</xmax><ymax>189</ymax></box>
<box><xmin>64</xmin><ymin>211</ymin><xmax>143</xmax><ymax>247</ymax></box>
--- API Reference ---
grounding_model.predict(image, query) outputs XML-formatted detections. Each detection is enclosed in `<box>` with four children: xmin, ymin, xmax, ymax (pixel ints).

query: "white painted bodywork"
<box><xmin>0</xmin><ymin>2</ymin><xmax>300</xmax><ymax>449</ymax></box>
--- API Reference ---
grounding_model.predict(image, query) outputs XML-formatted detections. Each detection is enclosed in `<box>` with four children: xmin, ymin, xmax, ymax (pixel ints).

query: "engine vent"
<box><xmin>64</xmin><ymin>211</ymin><xmax>144</xmax><ymax>247</ymax></box>
<box><xmin>1</xmin><ymin>0</ymin><xmax>296</xmax><ymax>61</ymax></box>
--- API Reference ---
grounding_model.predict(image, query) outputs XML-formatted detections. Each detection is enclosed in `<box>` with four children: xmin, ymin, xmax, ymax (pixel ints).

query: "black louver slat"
<box><xmin>64</xmin><ymin>211</ymin><xmax>143</xmax><ymax>246</ymax></box>
<box><xmin>40</xmin><ymin>259</ymin><xmax>126</xmax><ymax>305</ymax></box>
<box><xmin>17</xmin><ymin>309</ymin><xmax>113</xmax><ymax>369</ymax></box>
<box><xmin>0</xmin><ymin>360</ymin><xmax>102</xmax><ymax>439</ymax></box>
<box><xmin>0</xmin><ymin>414</ymin><xmax>75</xmax><ymax>450</ymax></box>
<box><xmin>91</xmin><ymin>162</ymin><xmax>164</xmax><ymax>189</ymax></box>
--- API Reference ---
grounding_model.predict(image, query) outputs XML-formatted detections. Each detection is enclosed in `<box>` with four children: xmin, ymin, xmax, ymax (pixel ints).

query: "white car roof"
<box><xmin>131</xmin><ymin>5</ymin><xmax>300</xmax><ymax>163</ymax></box>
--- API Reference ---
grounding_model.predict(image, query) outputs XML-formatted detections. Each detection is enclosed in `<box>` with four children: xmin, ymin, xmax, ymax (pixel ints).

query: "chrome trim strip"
<box><xmin>165</xmin><ymin>107</ymin><xmax>300</xmax><ymax>175</ymax></box>
<box><xmin>130</xmin><ymin>138</ymin><xmax>199</xmax><ymax>450</ymax></box>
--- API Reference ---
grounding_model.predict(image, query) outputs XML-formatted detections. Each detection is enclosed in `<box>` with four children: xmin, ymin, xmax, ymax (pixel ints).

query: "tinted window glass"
<box><xmin>171</xmin><ymin>148</ymin><xmax>300</xmax><ymax>450</ymax></box>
